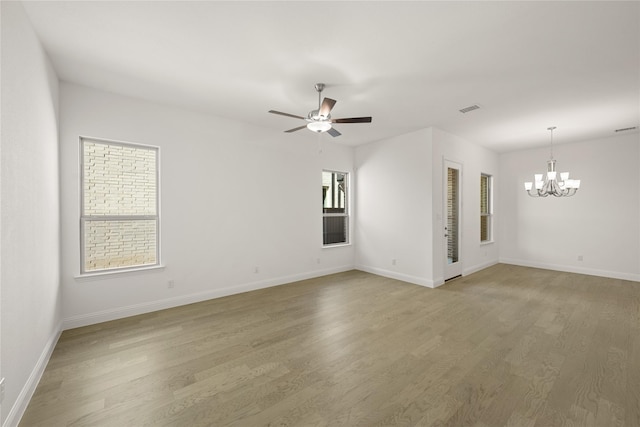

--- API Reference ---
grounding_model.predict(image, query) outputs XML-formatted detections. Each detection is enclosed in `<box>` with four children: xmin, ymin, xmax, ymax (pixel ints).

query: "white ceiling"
<box><xmin>22</xmin><ymin>1</ymin><xmax>640</xmax><ymax>152</ymax></box>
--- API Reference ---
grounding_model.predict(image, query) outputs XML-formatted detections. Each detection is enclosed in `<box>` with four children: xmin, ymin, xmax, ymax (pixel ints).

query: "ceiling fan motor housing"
<box><xmin>308</xmin><ymin>109</ymin><xmax>331</xmax><ymax>121</ymax></box>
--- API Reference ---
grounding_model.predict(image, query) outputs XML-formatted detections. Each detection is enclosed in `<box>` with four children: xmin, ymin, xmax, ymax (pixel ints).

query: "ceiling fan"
<box><xmin>268</xmin><ymin>83</ymin><xmax>372</xmax><ymax>137</ymax></box>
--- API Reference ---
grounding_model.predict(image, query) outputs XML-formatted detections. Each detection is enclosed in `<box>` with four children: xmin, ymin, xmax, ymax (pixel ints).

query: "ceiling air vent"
<box><xmin>459</xmin><ymin>104</ymin><xmax>480</xmax><ymax>114</ymax></box>
<box><xmin>614</xmin><ymin>126</ymin><xmax>637</xmax><ymax>132</ymax></box>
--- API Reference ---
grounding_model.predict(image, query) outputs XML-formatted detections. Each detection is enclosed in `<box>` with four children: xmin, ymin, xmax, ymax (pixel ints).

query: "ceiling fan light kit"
<box><xmin>307</xmin><ymin>121</ymin><xmax>332</xmax><ymax>133</ymax></box>
<box><xmin>268</xmin><ymin>83</ymin><xmax>372</xmax><ymax>137</ymax></box>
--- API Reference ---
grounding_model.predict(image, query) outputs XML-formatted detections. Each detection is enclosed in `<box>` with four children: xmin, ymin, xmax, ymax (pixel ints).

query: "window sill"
<box><xmin>480</xmin><ymin>241</ymin><xmax>495</xmax><ymax>246</ymax></box>
<box><xmin>74</xmin><ymin>264</ymin><xmax>165</xmax><ymax>282</ymax></box>
<box><xmin>322</xmin><ymin>243</ymin><xmax>352</xmax><ymax>249</ymax></box>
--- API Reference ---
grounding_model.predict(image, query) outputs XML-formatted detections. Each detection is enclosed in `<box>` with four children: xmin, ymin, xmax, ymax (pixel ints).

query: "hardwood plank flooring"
<box><xmin>19</xmin><ymin>264</ymin><xmax>640</xmax><ymax>426</ymax></box>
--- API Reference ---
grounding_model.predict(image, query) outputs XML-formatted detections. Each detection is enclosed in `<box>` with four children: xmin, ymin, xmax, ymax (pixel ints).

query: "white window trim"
<box><xmin>74</xmin><ymin>264</ymin><xmax>165</xmax><ymax>281</ymax></box>
<box><xmin>79</xmin><ymin>136</ymin><xmax>161</xmax><ymax>275</ymax></box>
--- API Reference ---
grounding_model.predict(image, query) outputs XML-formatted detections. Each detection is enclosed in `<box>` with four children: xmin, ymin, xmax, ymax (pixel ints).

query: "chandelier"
<box><xmin>524</xmin><ymin>127</ymin><xmax>581</xmax><ymax>197</ymax></box>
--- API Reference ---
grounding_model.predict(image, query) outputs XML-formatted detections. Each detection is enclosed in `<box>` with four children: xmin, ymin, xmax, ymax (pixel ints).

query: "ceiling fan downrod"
<box><xmin>315</xmin><ymin>83</ymin><xmax>325</xmax><ymax>111</ymax></box>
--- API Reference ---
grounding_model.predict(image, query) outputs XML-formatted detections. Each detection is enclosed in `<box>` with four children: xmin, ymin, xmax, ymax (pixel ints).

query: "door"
<box><xmin>444</xmin><ymin>160</ymin><xmax>463</xmax><ymax>280</ymax></box>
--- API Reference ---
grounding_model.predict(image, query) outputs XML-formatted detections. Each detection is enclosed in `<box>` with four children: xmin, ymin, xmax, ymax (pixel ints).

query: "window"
<box><xmin>80</xmin><ymin>138</ymin><xmax>159</xmax><ymax>273</ymax></box>
<box><xmin>322</xmin><ymin>170</ymin><xmax>348</xmax><ymax>245</ymax></box>
<box><xmin>480</xmin><ymin>173</ymin><xmax>492</xmax><ymax>242</ymax></box>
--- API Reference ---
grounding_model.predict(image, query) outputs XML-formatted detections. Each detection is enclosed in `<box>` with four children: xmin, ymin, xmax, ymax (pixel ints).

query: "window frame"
<box><xmin>480</xmin><ymin>173</ymin><xmax>493</xmax><ymax>243</ymax></box>
<box><xmin>322</xmin><ymin>169</ymin><xmax>350</xmax><ymax>247</ymax></box>
<box><xmin>79</xmin><ymin>137</ymin><xmax>161</xmax><ymax>275</ymax></box>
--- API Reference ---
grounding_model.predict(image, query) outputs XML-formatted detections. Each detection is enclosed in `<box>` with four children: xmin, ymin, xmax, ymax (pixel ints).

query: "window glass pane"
<box><xmin>84</xmin><ymin>219</ymin><xmax>157</xmax><ymax>272</ymax></box>
<box><xmin>83</xmin><ymin>141</ymin><xmax>156</xmax><ymax>216</ymax></box>
<box><xmin>322</xmin><ymin>171</ymin><xmax>346</xmax><ymax>214</ymax></box>
<box><xmin>323</xmin><ymin>216</ymin><xmax>347</xmax><ymax>245</ymax></box>
<box><xmin>480</xmin><ymin>216</ymin><xmax>490</xmax><ymax>242</ymax></box>
<box><xmin>447</xmin><ymin>167</ymin><xmax>459</xmax><ymax>263</ymax></box>
<box><xmin>480</xmin><ymin>175</ymin><xmax>489</xmax><ymax>215</ymax></box>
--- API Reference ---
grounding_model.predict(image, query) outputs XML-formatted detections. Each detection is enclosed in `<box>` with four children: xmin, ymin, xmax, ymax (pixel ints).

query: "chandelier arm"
<box><xmin>543</xmin><ymin>179</ymin><xmax>554</xmax><ymax>195</ymax></box>
<box><xmin>550</xmin><ymin>179</ymin><xmax>562</xmax><ymax>196</ymax></box>
<box><xmin>558</xmin><ymin>180</ymin><xmax>574</xmax><ymax>197</ymax></box>
<box><xmin>530</xmin><ymin>187</ymin><xmax>547</xmax><ymax>197</ymax></box>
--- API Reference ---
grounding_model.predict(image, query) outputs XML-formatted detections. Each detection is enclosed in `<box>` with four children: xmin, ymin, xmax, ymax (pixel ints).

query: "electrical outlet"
<box><xmin>254</xmin><ymin>266</ymin><xmax>259</xmax><ymax>274</ymax></box>
<box><xmin>1</xmin><ymin>377</ymin><xmax>5</xmax><ymax>403</ymax></box>
<box><xmin>316</xmin><ymin>258</ymin><xmax>321</xmax><ymax>264</ymax></box>
<box><xmin>577</xmin><ymin>255</ymin><xmax>583</xmax><ymax>261</ymax></box>
<box><xmin>392</xmin><ymin>259</ymin><xmax>397</xmax><ymax>266</ymax></box>
<box><xmin>167</xmin><ymin>280</ymin><xmax>175</xmax><ymax>289</ymax></box>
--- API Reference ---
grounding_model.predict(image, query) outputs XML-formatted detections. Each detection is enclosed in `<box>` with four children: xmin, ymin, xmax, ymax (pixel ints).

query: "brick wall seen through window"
<box><xmin>81</xmin><ymin>138</ymin><xmax>159</xmax><ymax>273</ymax></box>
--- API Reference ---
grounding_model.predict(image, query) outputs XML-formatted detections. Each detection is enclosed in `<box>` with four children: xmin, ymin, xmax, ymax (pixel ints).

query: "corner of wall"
<box><xmin>3</xmin><ymin>326</ymin><xmax>62</xmax><ymax>427</ymax></box>
<box><xmin>1</xmin><ymin>2</ymin><xmax>62</xmax><ymax>425</ymax></box>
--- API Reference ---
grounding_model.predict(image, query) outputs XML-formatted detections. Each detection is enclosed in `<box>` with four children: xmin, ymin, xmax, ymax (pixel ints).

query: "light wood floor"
<box><xmin>20</xmin><ymin>264</ymin><xmax>640</xmax><ymax>426</ymax></box>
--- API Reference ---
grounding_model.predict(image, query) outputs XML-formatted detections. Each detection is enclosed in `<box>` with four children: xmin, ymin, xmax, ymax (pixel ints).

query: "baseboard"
<box><xmin>433</xmin><ymin>261</ymin><xmax>497</xmax><ymax>288</ymax></box>
<box><xmin>431</xmin><ymin>277</ymin><xmax>445</xmax><ymax>288</ymax></box>
<box><xmin>4</xmin><ymin>322</ymin><xmax>62</xmax><ymax>427</ymax></box>
<box><xmin>499</xmin><ymin>258</ymin><xmax>640</xmax><ymax>282</ymax></box>
<box><xmin>355</xmin><ymin>264</ymin><xmax>436</xmax><ymax>288</ymax></box>
<box><xmin>62</xmin><ymin>265</ymin><xmax>354</xmax><ymax>330</ymax></box>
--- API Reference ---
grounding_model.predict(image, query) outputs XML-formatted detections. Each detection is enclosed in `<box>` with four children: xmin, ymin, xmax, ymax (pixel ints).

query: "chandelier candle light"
<box><xmin>524</xmin><ymin>127</ymin><xmax>581</xmax><ymax>197</ymax></box>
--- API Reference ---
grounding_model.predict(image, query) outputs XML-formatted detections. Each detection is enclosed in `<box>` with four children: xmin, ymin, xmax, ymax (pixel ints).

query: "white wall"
<box><xmin>59</xmin><ymin>83</ymin><xmax>355</xmax><ymax>328</ymax></box>
<box><xmin>354</xmin><ymin>127</ymin><xmax>499</xmax><ymax>287</ymax></box>
<box><xmin>0</xmin><ymin>2</ymin><xmax>62</xmax><ymax>426</ymax></box>
<box><xmin>354</xmin><ymin>129</ymin><xmax>434</xmax><ymax>286</ymax></box>
<box><xmin>499</xmin><ymin>133</ymin><xmax>640</xmax><ymax>281</ymax></box>
<box><xmin>431</xmin><ymin>128</ymin><xmax>500</xmax><ymax>285</ymax></box>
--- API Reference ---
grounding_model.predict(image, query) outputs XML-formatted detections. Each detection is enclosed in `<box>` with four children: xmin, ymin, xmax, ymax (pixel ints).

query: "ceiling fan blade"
<box><xmin>284</xmin><ymin>125</ymin><xmax>308</xmax><ymax>133</ymax></box>
<box><xmin>319</xmin><ymin>98</ymin><xmax>337</xmax><ymax>118</ymax></box>
<box><xmin>331</xmin><ymin>117</ymin><xmax>372</xmax><ymax>124</ymax></box>
<box><xmin>327</xmin><ymin>128</ymin><xmax>342</xmax><ymax>137</ymax></box>
<box><xmin>269</xmin><ymin>110</ymin><xmax>306</xmax><ymax>120</ymax></box>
